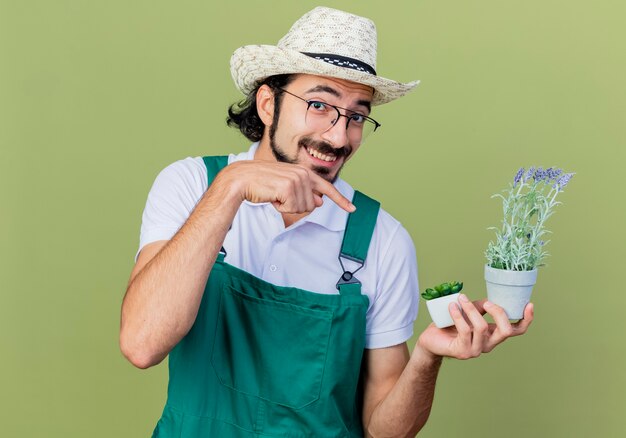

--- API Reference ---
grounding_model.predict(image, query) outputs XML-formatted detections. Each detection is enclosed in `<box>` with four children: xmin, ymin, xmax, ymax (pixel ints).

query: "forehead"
<box><xmin>289</xmin><ymin>74</ymin><xmax>374</xmax><ymax>100</ymax></box>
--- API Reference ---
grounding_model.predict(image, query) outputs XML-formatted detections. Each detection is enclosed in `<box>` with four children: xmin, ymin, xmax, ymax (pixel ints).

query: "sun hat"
<box><xmin>230</xmin><ymin>6</ymin><xmax>419</xmax><ymax>106</ymax></box>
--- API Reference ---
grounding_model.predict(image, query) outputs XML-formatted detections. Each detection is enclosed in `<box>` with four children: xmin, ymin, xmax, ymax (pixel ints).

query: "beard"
<box><xmin>269</xmin><ymin>125</ymin><xmax>352</xmax><ymax>184</ymax></box>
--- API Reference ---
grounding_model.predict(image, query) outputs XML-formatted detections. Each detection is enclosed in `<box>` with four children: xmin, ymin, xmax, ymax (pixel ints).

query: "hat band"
<box><xmin>301</xmin><ymin>52</ymin><xmax>377</xmax><ymax>76</ymax></box>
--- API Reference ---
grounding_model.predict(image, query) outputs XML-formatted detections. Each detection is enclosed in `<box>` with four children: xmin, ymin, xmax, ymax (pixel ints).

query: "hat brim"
<box><xmin>230</xmin><ymin>45</ymin><xmax>420</xmax><ymax>106</ymax></box>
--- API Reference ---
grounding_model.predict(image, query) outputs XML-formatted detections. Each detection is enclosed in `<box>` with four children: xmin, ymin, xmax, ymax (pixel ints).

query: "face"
<box><xmin>265</xmin><ymin>74</ymin><xmax>374</xmax><ymax>183</ymax></box>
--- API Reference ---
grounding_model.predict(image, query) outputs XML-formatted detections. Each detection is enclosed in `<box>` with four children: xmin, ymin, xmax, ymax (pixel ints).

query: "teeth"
<box><xmin>306</xmin><ymin>147</ymin><xmax>337</xmax><ymax>162</ymax></box>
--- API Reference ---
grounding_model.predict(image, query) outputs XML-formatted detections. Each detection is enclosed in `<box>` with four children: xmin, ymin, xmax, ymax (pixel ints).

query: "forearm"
<box><xmin>366</xmin><ymin>346</ymin><xmax>442</xmax><ymax>437</ymax></box>
<box><xmin>120</xmin><ymin>170</ymin><xmax>242</xmax><ymax>368</ymax></box>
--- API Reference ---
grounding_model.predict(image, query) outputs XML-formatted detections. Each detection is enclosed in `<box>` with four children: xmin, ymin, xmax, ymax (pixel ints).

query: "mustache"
<box><xmin>299</xmin><ymin>137</ymin><xmax>352</xmax><ymax>159</ymax></box>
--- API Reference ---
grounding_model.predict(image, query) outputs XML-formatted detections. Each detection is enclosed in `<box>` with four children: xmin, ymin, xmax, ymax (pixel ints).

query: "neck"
<box><xmin>254</xmin><ymin>136</ymin><xmax>274</xmax><ymax>161</ymax></box>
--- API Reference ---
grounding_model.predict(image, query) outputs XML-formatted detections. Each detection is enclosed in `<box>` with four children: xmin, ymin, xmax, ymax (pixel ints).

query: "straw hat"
<box><xmin>230</xmin><ymin>7</ymin><xmax>419</xmax><ymax>106</ymax></box>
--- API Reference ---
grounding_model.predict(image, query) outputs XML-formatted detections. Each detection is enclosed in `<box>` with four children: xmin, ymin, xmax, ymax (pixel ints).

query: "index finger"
<box><xmin>311</xmin><ymin>174</ymin><xmax>356</xmax><ymax>213</ymax></box>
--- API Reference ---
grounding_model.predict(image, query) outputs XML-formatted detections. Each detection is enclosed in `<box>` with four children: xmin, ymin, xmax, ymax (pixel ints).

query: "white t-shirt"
<box><xmin>137</xmin><ymin>143</ymin><xmax>420</xmax><ymax>349</ymax></box>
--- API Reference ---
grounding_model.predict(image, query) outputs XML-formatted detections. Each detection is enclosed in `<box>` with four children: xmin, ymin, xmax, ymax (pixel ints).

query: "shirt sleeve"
<box><xmin>365</xmin><ymin>223</ymin><xmax>420</xmax><ymax>349</ymax></box>
<box><xmin>136</xmin><ymin>157</ymin><xmax>207</xmax><ymax>261</ymax></box>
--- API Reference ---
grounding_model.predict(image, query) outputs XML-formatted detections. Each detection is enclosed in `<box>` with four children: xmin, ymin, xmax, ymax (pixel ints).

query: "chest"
<box><xmin>222</xmin><ymin>203</ymin><xmax>373</xmax><ymax>297</ymax></box>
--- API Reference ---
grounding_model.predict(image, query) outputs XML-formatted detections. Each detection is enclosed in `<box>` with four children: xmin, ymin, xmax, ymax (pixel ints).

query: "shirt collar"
<box><xmin>229</xmin><ymin>141</ymin><xmax>260</xmax><ymax>162</ymax></box>
<box><xmin>303</xmin><ymin>178</ymin><xmax>353</xmax><ymax>232</ymax></box>
<box><xmin>231</xmin><ymin>143</ymin><xmax>354</xmax><ymax>232</ymax></box>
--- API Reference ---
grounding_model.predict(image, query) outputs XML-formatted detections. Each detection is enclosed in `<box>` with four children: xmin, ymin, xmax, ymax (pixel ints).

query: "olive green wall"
<box><xmin>1</xmin><ymin>1</ymin><xmax>624</xmax><ymax>436</ymax></box>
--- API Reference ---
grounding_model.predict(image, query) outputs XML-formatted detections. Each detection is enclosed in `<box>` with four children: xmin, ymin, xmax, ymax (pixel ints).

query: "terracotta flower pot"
<box><xmin>425</xmin><ymin>293</ymin><xmax>461</xmax><ymax>328</ymax></box>
<box><xmin>484</xmin><ymin>265</ymin><xmax>537</xmax><ymax>320</ymax></box>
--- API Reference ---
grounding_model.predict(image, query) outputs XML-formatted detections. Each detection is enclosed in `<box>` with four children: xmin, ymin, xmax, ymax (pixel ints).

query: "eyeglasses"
<box><xmin>278</xmin><ymin>88</ymin><xmax>381</xmax><ymax>145</ymax></box>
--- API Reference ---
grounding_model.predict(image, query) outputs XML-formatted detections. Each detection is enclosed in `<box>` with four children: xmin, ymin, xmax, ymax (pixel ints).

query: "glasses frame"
<box><xmin>277</xmin><ymin>88</ymin><xmax>381</xmax><ymax>141</ymax></box>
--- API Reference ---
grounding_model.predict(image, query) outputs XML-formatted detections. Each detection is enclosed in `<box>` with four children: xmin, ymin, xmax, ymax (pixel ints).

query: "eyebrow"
<box><xmin>304</xmin><ymin>85</ymin><xmax>372</xmax><ymax>113</ymax></box>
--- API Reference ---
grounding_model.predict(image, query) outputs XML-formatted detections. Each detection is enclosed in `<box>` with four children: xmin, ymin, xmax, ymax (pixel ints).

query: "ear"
<box><xmin>256</xmin><ymin>85</ymin><xmax>275</xmax><ymax>127</ymax></box>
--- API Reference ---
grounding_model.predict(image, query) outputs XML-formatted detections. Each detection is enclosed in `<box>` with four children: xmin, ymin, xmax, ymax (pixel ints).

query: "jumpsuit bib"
<box><xmin>152</xmin><ymin>156</ymin><xmax>380</xmax><ymax>437</ymax></box>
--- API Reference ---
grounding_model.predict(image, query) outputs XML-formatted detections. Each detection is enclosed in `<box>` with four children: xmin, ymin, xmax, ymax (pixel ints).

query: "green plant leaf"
<box><xmin>426</xmin><ymin>281</ymin><xmax>464</xmax><ymax>298</ymax></box>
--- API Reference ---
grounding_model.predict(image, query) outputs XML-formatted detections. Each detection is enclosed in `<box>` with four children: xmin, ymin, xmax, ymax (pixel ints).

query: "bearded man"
<box><xmin>120</xmin><ymin>7</ymin><xmax>533</xmax><ymax>437</ymax></box>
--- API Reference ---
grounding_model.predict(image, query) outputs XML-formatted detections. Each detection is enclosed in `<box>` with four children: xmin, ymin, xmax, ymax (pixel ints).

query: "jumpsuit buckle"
<box><xmin>335</xmin><ymin>253</ymin><xmax>364</xmax><ymax>290</ymax></box>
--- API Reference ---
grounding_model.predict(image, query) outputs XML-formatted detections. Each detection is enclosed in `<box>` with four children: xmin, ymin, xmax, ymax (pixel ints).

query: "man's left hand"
<box><xmin>417</xmin><ymin>294</ymin><xmax>534</xmax><ymax>360</ymax></box>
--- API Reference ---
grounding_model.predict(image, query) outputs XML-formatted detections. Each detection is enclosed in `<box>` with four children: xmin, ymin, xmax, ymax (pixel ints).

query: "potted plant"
<box><xmin>422</xmin><ymin>281</ymin><xmax>464</xmax><ymax>328</ymax></box>
<box><xmin>485</xmin><ymin>167</ymin><xmax>574</xmax><ymax>319</ymax></box>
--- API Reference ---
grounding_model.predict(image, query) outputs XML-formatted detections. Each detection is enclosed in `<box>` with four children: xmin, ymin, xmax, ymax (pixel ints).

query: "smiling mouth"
<box><xmin>306</xmin><ymin>147</ymin><xmax>337</xmax><ymax>162</ymax></box>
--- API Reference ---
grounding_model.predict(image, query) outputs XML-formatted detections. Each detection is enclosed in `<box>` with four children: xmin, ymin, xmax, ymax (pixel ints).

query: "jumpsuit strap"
<box><xmin>336</xmin><ymin>191</ymin><xmax>380</xmax><ymax>295</ymax></box>
<box><xmin>202</xmin><ymin>156</ymin><xmax>230</xmax><ymax>257</ymax></box>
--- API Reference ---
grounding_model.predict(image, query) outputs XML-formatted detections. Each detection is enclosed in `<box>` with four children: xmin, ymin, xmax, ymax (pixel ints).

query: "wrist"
<box><xmin>411</xmin><ymin>340</ymin><xmax>443</xmax><ymax>371</ymax></box>
<box><xmin>211</xmin><ymin>163</ymin><xmax>246</xmax><ymax>205</ymax></box>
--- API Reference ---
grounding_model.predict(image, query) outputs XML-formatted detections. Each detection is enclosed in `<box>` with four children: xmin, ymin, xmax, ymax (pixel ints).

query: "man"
<box><xmin>120</xmin><ymin>7</ymin><xmax>533</xmax><ymax>437</ymax></box>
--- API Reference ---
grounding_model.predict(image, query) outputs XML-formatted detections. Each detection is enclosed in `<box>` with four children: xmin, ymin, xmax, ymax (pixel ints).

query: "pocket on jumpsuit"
<box><xmin>211</xmin><ymin>285</ymin><xmax>333</xmax><ymax>410</ymax></box>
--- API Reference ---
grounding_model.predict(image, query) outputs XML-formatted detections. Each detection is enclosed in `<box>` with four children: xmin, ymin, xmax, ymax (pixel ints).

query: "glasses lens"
<box><xmin>304</xmin><ymin>101</ymin><xmax>379</xmax><ymax>146</ymax></box>
<box><xmin>305</xmin><ymin>101</ymin><xmax>339</xmax><ymax>133</ymax></box>
<box><xmin>355</xmin><ymin>119</ymin><xmax>377</xmax><ymax>145</ymax></box>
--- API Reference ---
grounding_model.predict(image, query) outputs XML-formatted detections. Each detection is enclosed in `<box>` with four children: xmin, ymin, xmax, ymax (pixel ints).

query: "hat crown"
<box><xmin>229</xmin><ymin>7</ymin><xmax>419</xmax><ymax>105</ymax></box>
<box><xmin>277</xmin><ymin>7</ymin><xmax>378</xmax><ymax>71</ymax></box>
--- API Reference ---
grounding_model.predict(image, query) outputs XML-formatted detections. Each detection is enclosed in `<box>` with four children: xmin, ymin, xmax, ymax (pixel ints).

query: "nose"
<box><xmin>320</xmin><ymin>114</ymin><xmax>351</xmax><ymax>148</ymax></box>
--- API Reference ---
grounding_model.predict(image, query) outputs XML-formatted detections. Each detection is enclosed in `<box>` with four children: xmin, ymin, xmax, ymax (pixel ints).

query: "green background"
<box><xmin>1</xmin><ymin>1</ymin><xmax>624</xmax><ymax>436</ymax></box>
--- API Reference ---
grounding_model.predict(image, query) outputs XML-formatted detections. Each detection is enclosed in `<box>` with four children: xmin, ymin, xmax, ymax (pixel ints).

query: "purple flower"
<box><xmin>524</xmin><ymin>166</ymin><xmax>536</xmax><ymax>182</ymax></box>
<box><xmin>553</xmin><ymin>172</ymin><xmax>574</xmax><ymax>190</ymax></box>
<box><xmin>545</xmin><ymin>167</ymin><xmax>563</xmax><ymax>181</ymax></box>
<box><xmin>533</xmin><ymin>167</ymin><xmax>546</xmax><ymax>182</ymax></box>
<box><xmin>513</xmin><ymin>167</ymin><xmax>525</xmax><ymax>187</ymax></box>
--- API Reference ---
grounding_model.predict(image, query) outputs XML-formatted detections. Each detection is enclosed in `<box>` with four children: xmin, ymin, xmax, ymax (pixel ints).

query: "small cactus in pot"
<box><xmin>422</xmin><ymin>281</ymin><xmax>464</xmax><ymax>328</ymax></box>
<box><xmin>421</xmin><ymin>281</ymin><xmax>463</xmax><ymax>301</ymax></box>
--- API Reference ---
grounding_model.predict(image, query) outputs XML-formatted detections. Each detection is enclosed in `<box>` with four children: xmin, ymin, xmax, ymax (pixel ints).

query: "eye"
<box><xmin>308</xmin><ymin>101</ymin><xmax>329</xmax><ymax>112</ymax></box>
<box><xmin>349</xmin><ymin>113</ymin><xmax>366</xmax><ymax>124</ymax></box>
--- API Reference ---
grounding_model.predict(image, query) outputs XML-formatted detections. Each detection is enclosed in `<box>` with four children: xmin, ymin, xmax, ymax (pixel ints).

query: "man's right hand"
<box><xmin>221</xmin><ymin>160</ymin><xmax>356</xmax><ymax>214</ymax></box>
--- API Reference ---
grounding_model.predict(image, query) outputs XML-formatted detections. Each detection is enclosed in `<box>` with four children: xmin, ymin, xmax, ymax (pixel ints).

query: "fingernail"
<box><xmin>459</xmin><ymin>293</ymin><xmax>468</xmax><ymax>303</ymax></box>
<box><xmin>484</xmin><ymin>301</ymin><xmax>492</xmax><ymax>308</ymax></box>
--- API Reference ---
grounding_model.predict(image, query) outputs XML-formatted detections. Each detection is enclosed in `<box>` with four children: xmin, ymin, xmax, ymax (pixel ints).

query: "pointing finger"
<box><xmin>312</xmin><ymin>176</ymin><xmax>356</xmax><ymax>213</ymax></box>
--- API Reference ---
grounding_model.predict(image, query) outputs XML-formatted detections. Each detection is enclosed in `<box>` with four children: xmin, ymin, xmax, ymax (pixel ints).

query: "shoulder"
<box><xmin>152</xmin><ymin>149</ymin><xmax>245</xmax><ymax>193</ymax></box>
<box><xmin>335</xmin><ymin>179</ymin><xmax>415</xmax><ymax>269</ymax></box>
<box><xmin>374</xmin><ymin>207</ymin><xmax>403</xmax><ymax>238</ymax></box>
<box><xmin>153</xmin><ymin>157</ymin><xmax>208</xmax><ymax>191</ymax></box>
<box><xmin>369</xmin><ymin>206</ymin><xmax>416</xmax><ymax>279</ymax></box>
<box><xmin>341</xmin><ymin>182</ymin><xmax>410</xmax><ymax>252</ymax></box>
